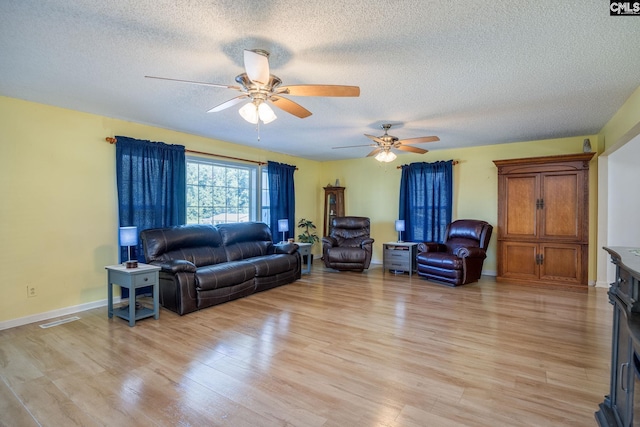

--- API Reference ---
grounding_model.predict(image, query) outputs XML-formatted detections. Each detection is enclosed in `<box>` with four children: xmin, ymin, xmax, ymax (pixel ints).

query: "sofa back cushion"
<box><xmin>217</xmin><ymin>222</ymin><xmax>273</xmax><ymax>261</ymax></box>
<box><xmin>141</xmin><ymin>224</ymin><xmax>227</xmax><ymax>267</ymax></box>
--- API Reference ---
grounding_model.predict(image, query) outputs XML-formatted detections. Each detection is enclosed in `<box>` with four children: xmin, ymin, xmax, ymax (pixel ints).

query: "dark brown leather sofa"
<box><xmin>416</xmin><ymin>219</ymin><xmax>493</xmax><ymax>286</ymax></box>
<box><xmin>141</xmin><ymin>222</ymin><xmax>301</xmax><ymax>315</ymax></box>
<box><xmin>322</xmin><ymin>216</ymin><xmax>374</xmax><ymax>271</ymax></box>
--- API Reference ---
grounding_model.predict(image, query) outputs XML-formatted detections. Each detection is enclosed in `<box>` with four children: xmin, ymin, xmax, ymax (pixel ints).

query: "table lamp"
<box><xmin>278</xmin><ymin>219</ymin><xmax>289</xmax><ymax>243</ymax></box>
<box><xmin>119</xmin><ymin>226</ymin><xmax>138</xmax><ymax>268</ymax></box>
<box><xmin>395</xmin><ymin>220</ymin><xmax>405</xmax><ymax>243</ymax></box>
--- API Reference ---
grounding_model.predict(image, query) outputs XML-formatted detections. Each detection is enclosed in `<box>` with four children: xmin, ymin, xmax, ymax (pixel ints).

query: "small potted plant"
<box><xmin>297</xmin><ymin>218</ymin><xmax>320</xmax><ymax>263</ymax></box>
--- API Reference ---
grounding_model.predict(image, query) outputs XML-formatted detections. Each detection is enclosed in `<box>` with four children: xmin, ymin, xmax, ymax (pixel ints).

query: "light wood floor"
<box><xmin>0</xmin><ymin>263</ymin><xmax>612</xmax><ymax>426</ymax></box>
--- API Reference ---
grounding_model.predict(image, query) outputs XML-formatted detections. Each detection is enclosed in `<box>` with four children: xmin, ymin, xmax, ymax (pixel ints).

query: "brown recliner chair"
<box><xmin>416</xmin><ymin>219</ymin><xmax>492</xmax><ymax>286</ymax></box>
<box><xmin>322</xmin><ymin>216</ymin><xmax>375</xmax><ymax>271</ymax></box>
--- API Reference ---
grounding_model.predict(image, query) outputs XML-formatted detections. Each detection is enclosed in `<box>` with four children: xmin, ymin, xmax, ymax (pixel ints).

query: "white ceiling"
<box><xmin>1</xmin><ymin>1</ymin><xmax>639</xmax><ymax>161</ymax></box>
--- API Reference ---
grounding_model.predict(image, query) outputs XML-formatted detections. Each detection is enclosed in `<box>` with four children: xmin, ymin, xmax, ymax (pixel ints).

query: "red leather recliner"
<box><xmin>416</xmin><ymin>219</ymin><xmax>493</xmax><ymax>286</ymax></box>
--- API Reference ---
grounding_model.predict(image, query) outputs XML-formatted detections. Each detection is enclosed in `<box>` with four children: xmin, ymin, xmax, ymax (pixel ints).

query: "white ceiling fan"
<box><xmin>333</xmin><ymin>124</ymin><xmax>440</xmax><ymax>162</ymax></box>
<box><xmin>146</xmin><ymin>49</ymin><xmax>360</xmax><ymax>125</ymax></box>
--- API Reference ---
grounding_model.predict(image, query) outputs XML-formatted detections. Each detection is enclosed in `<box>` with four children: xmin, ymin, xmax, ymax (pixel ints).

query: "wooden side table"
<box><xmin>383</xmin><ymin>242</ymin><xmax>419</xmax><ymax>277</ymax></box>
<box><xmin>106</xmin><ymin>263</ymin><xmax>161</xmax><ymax>326</ymax></box>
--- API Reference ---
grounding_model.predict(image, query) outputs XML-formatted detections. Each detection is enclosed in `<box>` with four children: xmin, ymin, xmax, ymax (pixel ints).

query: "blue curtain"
<box><xmin>267</xmin><ymin>161</ymin><xmax>296</xmax><ymax>243</ymax></box>
<box><xmin>399</xmin><ymin>160</ymin><xmax>453</xmax><ymax>242</ymax></box>
<box><xmin>116</xmin><ymin>136</ymin><xmax>186</xmax><ymax>295</ymax></box>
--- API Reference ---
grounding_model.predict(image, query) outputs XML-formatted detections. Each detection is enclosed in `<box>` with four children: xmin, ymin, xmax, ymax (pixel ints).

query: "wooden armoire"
<box><xmin>493</xmin><ymin>153</ymin><xmax>594</xmax><ymax>287</ymax></box>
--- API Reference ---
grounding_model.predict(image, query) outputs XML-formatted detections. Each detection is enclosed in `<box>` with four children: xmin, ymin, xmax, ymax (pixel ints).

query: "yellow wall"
<box><xmin>3</xmin><ymin>85</ymin><xmax>638</xmax><ymax>325</ymax></box>
<box><xmin>601</xmin><ymin>85</ymin><xmax>640</xmax><ymax>150</ymax></box>
<box><xmin>320</xmin><ymin>136</ymin><xmax>596</xmax><ymax>274</ymax></box>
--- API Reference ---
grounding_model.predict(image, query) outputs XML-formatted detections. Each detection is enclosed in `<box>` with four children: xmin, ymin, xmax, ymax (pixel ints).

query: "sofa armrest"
<box><xmin>360</xmin><ymin>238</ymin><xmax>375</xmax><ymax>249</ymax></box>
<box><xmin>152</xmin><ymin>259</ymin><xmax>197</xmax><ymax>274</ymax></box>
<box><xmin>322</xmin><ymin>236</ymin><xmax>337</xmax><ymax>247</ymax></box>
<box><xmin>274</xmin><ymin>243</ymin><xmax>298</xmax><ymax>255</ymax></box>
<box><xmin>455</xmin><ymin>247</ymin><xmax>486</xmax><ymax>258</ymax></box>
<box><xmin>417</xmin><ymin>242</ymin><xmax>446</xmax><ymax>253</ymax></box>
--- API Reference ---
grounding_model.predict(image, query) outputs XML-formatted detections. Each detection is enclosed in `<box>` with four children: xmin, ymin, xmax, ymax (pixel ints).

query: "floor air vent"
<box><xmin>39</xmin><ymin>316</ymin><xmax>80</xmax><ymax>329</ymax></box>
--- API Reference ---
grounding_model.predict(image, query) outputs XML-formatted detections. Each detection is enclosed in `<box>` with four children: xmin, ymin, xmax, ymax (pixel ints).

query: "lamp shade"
<box><xmin>278</xmin><ymin>219</ymin><xmax>289</xmax><ymax>232</ymax></box>
<box><xmin>239</xmin><ymin>101</ymin><xmax>277</xmax><ymax>124</ymax></box>
<box><xmin>395</xmin><ymin>220</ymin><xmax>405</xmax><ymax>232</ymax></box>
<box><xmin>239</xmin><ymin>103</ymin><xmax>259</xmax><ymax>124</ymax></box>
<box><xmin>119</xmin><ymin>226</ymin><xmax>138</xmax><ymax>247</ymax></box>
<box><xmin>258</xmin><ymin>102</ymin><xmax>277</xmax><ymax>124</ymax></box>
<box><xmin>375</xmin><ymin>150</ymin><xmax>397</xmax><ymax>162</ymax></box>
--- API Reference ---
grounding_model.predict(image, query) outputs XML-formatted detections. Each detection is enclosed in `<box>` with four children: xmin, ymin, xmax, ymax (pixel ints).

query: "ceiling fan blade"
<box><xmin>397</xmin><ymin>145</ymin><xmax>428</xmax><ymax>154</ymax></box>
<box><xmin>278</xmin><ymin>85</ymin><xmax>360</xmax><ymax>97</ymax></box>
<box><xmin>244</xmin><ymin>49</ymin><xmax>270</xmax><ymax>85</ymax></box>
<box><xmin>397</xmin><ymin>136</ymin><xmax>440</xmax><ymax>145</ymax></box>
<box><xmin>145</xmin><ymin>75</ymin><xmax>241</xmax><ymax>90</ymax></box>
<box><xmin>269</xmin><ymin>96</ymin><xmax>312</xmax><ymax>118</ymax></box>
<box><xmin>207</xmin><ymin>95</ymin><xmax>250</xmax><ymax>113</ymax></box>
<box><xmin>366</xmin><ymin>148</ymin><xmax>382</xmax><ymax>157</ymax></box>
<box><xmin>364</xmin><ymin>134</ymin><xmax>387</xmax><ymax>145</ymax></box>
<box><xmin>332</xmin><ymin>143</ymin><xmax>376</xmax><ymax>149</ymax></box>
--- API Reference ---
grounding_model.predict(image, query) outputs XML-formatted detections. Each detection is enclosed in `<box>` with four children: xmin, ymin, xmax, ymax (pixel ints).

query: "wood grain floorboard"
<box><xmin>0</xmin><ymin>263</ymin><xmax>612</xmax><ymax>426</ymax></box>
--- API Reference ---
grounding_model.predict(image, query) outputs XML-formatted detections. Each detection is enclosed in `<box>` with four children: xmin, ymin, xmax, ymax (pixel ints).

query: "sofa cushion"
<box><xmin>325</xmin><ymin>247</ymin><xmax>366</xmax><ymax>263</ymax></box>
<box><xmin>142</xmin><ymin>224</ymin><xmax>227</xmax><ymax>267</ymax></box>
<box><xmin>416</xmin><ymin>252</ymin><xmax>463</xmax><ymax>270</ymax></box>
<box><xmin>247</xmin><ymin>254</ymin><xmax>298</xmax><ymax>277</ymax></box>
<box><xmin>195</xmin><ymin>262</ymin><xmax>256</xmax><ymax>291</ymax></box>
<box><xmin>218</xmin><ymin>222</ymin><xmax>273</xmax><ymax>261</ymax></box>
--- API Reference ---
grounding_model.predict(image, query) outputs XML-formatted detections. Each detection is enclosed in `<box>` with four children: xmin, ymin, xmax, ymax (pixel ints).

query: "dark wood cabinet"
<box><xmin>323</xmin><ymin>186</ymin><xmax>345</xmax><ymax>237</ymax></box>
<box><xmin>596</xmin><ymin>247</ymin><xmax>640</xmax><ymax>427</ymax></box>
<box><xmin>493</xmin><ymin>153</ymin><xmax>594</xmax><ymax>287</ymax></box>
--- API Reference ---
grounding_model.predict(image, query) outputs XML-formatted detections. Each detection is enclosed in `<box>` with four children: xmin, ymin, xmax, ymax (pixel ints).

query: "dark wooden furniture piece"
<box><xmin>323</xmin><ymin>186</ymin><xmax>345</xmax><ymax>237</ymax></box>
<box><xmin>493</xmin><ymin>153</ymin><xmax>594</xmax><ymax>287</ymax></box>
<box><xmin>596</xmin><ymin>247</ymin><xmax>640</xmax><ymax>426</ymax></box>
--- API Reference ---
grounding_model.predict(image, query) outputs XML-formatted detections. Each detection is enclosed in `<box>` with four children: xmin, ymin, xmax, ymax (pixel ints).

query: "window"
<box><xmin>186</xmin><ymin>157</ymin><xmax>262</xmax><ymax>225</ymax></box>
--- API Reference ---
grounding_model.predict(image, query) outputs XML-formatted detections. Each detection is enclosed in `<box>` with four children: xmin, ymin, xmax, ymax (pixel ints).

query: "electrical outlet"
<box><xmin>27</xmin><ymin>285</ymin><xmax>37</xmax><ymax>298</ymax></box>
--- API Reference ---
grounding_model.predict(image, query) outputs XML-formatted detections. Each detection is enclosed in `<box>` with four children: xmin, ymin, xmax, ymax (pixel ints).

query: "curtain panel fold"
<box><xmin>399</xmin><ymin>160</ymin><xmax>453</xmax><ymax>243</ymax></box>
<box><xmin>267</xmin><ymin>161</ymin><xmax>296</xmax><ymax>243</ymax></box>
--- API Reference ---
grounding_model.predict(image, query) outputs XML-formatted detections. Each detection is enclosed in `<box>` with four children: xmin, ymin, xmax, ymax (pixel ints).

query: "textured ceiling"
<box><xmin>1</xmin><ymin>1</ymin><xmax>639</xmax><ymax>161</ymax></box>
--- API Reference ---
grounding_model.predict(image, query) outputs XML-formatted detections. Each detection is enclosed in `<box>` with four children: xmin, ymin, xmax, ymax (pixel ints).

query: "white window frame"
<box><xmin>186</xmin><ymin>156</ymin><xmax>266</xmax><ymax>225</ymax></box>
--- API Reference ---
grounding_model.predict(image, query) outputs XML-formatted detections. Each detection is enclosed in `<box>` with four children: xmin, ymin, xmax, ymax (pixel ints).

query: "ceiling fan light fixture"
<box><xmin>239</xmin><ymin>100</ymin><xmax>277</xmax><ymax>125</ymax></box>
<box><xmin>258</xmin><ymin>102</ymin><xmax>277</xmax><ymax>124</ymax></box>
<box><xmin>375</xmin><ymin>150</ymin><xmax>396</xmax><ymax>163</ymax></box>
<box><xmin>239</xmin><ymin>102</ymin><xmax>259</xmax><ymax>124</ymax></box>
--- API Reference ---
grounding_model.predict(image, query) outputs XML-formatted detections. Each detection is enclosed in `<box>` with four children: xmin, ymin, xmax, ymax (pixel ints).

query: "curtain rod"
<box><xmin>106</xmin><ymin>137</ymin><xmax>267</xmax><ymax>166</ymax></box>
<box><xmin>396</xmin><ymin>160</ymin><xmax>459</xmax><ymax>169</ymax></box>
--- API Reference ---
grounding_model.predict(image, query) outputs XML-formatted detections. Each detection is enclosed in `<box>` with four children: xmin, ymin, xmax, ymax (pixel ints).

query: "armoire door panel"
<box><xmin>503</xmin><ymin>175</ymin><xmax>538</xmax><ymax>238</ymax></box>
<box><xmin>539</xmin><ymin>243</ymin><xmax>581</xmax><ymax>284</ymax></box>
<box><xmin>500</xmin><ymin>241</ymin><xmax>539</xmax><ymax>280</ymax></box>
<box><xmin>540</xmin><ymin>172</ymin><xmax>581</xmax><ymax>240</ymax></box>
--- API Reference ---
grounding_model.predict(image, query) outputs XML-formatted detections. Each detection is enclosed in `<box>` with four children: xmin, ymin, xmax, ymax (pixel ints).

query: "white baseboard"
<box><xmin>0</xmin><ymin>297</ymin><xmax>121</xmax><ymax>331</ymax></box>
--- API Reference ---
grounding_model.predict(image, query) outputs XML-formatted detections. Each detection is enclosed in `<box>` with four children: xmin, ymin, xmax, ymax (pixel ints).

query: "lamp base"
<box><xmin>125</xmin><ymin>260</ymin><xmax>138</xmax><ymax>269</ymax></box>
